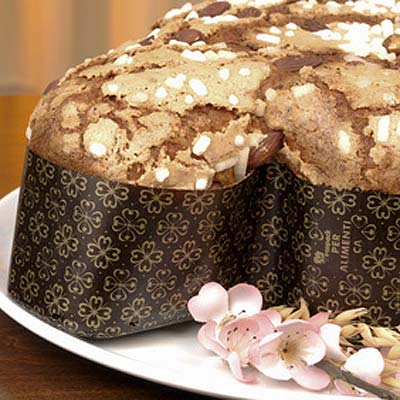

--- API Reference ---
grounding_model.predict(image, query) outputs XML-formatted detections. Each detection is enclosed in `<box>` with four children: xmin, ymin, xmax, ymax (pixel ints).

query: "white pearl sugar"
<box><xmin>192</xmin><ymin>135</ymin><xmax>211</xmax><ymax>156</ymax></box>
<box><xmin>189</xmin><ymin>79</ymin><xmax>208</xmax><ymax>96</ymax></box>
<box><xmin>338</xmin><ymin>130</ymin><xmax>351</xmax><ymax>154</ymax></box>
<box><xmin>195</xmin><ymin>178</ymin><xmax>209</xmax><ymax>191</ymax></box>
<box><xmin>107</xmin><ymin>83</ymin><xmax>119</xmax><ymax>93</ymax></box>
<box><xmin>219</xmin><ymin>68</ymin><xmax>230</xmax><ymax>80</ymax></box>
<box><xmin>114</xmin><ymin>54</ymin><xmax>134</xmax><ymax>65</ymax></box>
<box><xmin>234</xmin><ymin>135</ymin><xmax>245</xmax><ymax>147</ymax></box>
<box><xmin>155</xmin><ymin>168</ymin><xmax>170</xmax><ymax>183</ymax></box>
<box><xmin>377</xmin><ymin>115</ymin><xmax>390</xmax><ymax>142</ymax></box>
<box><xmin>229</xmin><ymin>94</ymin><xmax>239</xmax><ymax>106</ymax></box>
<box><xmin>89</xmin><ymin>143</ymin><xmax>107</xmax><ymax>157</ymax></box>
<box><xmin>155</xmin><ymin>87</ymin><xmax>168</xmax><ymax>99</ymax></box>
<box><xmin>239</xmin><ymin>68</ymin><xmax>251</xmax><ymax>76</ymax></box>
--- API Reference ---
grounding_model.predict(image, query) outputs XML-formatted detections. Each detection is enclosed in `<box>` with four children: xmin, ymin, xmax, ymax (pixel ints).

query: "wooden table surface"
<box><xmin>0</xmin><ymin>96</ymin><xmax>215</xmax><ymax>400</ymax></box>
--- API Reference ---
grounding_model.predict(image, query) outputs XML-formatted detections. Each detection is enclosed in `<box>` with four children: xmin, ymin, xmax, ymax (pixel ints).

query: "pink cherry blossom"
<box><xmin>319</xmin><ymin>323</ymin><xmax>348</xmax><ymax>363</ymax></box>
<box><xmin>249</xmin><ymin>320</ymin><xmax>330</xmax><ymax>391</ymax></box>
<box><xmin>308</xmin><ymin>312</ymin><xmax>348</xmax><ymax>363</ymax></box>
<box><xmin>259</xmin><ymin>308</ymin><xmax>282</xmax><ymax>327</ymax></box>
<box><xmin>308</xmin><ymin>311</ymin><xmax>331</xmax><ymax>329</ymax></box>
<box><xmin>188</xmin><ymin>282</ymin><xmax>263</xmax><ymax>324</ymax></box>
<box><xmin>335</xmin><ymin>348</ymin><xmax>385</xmax><ymax>396</ymax></box>
<box><xmin>198</xmin><ymin>315</ymin><xmax>275</xmax><ymax>382</ymax></box>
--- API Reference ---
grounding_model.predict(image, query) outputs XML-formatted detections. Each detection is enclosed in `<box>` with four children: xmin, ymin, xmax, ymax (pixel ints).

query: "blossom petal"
<box><xmin>296</xmin><ymin>330</ymin><xmax>327</xmax><ymax>365</ymax></box>
<box><xmin>228</xmin><ymin>283</ymin><xmax>263</xmax><ymax>316</ymax></box>
<box><xmin>251</xmin><ymin>315</ymin><xmax>275</xmax><ymax>337</ymax></box>
<box><xmin>226</xmin><ymin>352</ymin><xmax>255</xmax><ymax>383</ymax></box>
<box><xmin>255</xmin><ymin>331</ymin><xmax>284</xmax><ymax>353</ymax></box>
<box><xmin>249</xmin><ymin>332</ymin><xmax>283</xmax><ymax>365</ymax></box>
<box><xmin>258</xmin><ymin>309</ymin><xmax>282</xmax><ymax>327</ymax></box>
<box><xmin>219</xmin><ymin>317</ymin><xmax>259</xmax><ymax>344</ymax></box>
<box><xmin>292</xmin><ymin>366</ymin><xmax>331</xmax><ymax>391</ymax></box>
<box><xmin>251</xmin><ymin>351</ymin><xmax>292</xmax><ymax>381</ymax></box>
<box><xmin>320</xmin><ymin>323</ymin><xmax>347</xmax><ymax>362</ymax></box>
<box><xmin>219</xmin><ymin>316</ymin><xmax>272</xmax><ymax>363</ymax></box>
<box><xmin>308</xmin><ymin>312</ymin><xmax>331</xmax><ymax>330</ymax></box>
<box><xmin>335</xmin><ymin>379</ymin><xmax>364</xmax><ymax>396</ymax></box>
<box><xmin>198</xmin><ymin>321</ymin><xmax>227</xmax><ymax>358</ymax></box>
<box><xmin>277</xmin><ymin>319</ymin><xmax>318</xmax><ymax>335</ymax></box>
<box><xmin>188</xmin><ymin>282</ymin><xmax>229</xmax><ymax>322</ymax></box>
<box><xmin>249</xmin><ymin>332</ymin><xmax>292</xmax><ymax>381</ymax></box>
<box><xmin>344</xmin><ymin>348</ymin><xmax>384</xmax><ymax>384</ymax></box>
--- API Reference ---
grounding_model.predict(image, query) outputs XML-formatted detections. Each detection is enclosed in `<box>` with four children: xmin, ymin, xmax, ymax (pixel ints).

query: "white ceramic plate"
<box><xmin>0</xmin><ymin>189</ymin><xmax>358</xmax><ymax>400</ymax></box>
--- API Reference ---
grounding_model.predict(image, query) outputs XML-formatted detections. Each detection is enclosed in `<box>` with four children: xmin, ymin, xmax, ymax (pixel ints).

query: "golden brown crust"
<box><xmin>29</xmin><ymin>0</ymin><xmax>400</xmax><ymax>193</ymax></box>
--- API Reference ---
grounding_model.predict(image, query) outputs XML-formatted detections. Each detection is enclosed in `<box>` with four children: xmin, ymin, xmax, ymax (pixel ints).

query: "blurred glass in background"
<box><xmin>0</xmin><ymin>0</ymin><xmax>201</xmax><ymax>94</ymax></box>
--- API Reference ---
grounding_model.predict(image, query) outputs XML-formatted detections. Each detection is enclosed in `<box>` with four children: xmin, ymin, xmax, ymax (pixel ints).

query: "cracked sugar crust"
<box><xmin>29</xmin><ymin>0</ymin><xmax>400</xmax><ymax>193</ymax></box>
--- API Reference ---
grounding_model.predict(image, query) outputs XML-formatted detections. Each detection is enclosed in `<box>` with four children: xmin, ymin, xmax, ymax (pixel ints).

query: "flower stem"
<box><xmin>317</xmin><ymin>360</ymin><xmax>399</xmax><ymax>400</ymax></box>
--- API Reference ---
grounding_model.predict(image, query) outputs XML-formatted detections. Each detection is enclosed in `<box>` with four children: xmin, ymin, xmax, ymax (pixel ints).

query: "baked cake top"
<box><xmin>29</xmin><ymin>0</ymin><xmax>400</xmax><ymax>193</ymax></box>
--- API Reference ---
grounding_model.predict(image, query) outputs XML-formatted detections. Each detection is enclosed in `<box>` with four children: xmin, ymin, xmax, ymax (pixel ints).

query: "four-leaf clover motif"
<box><xmin>112</xmin><ymin>208</ymin><xmax>147</xmax><ymax>242</ymax></box>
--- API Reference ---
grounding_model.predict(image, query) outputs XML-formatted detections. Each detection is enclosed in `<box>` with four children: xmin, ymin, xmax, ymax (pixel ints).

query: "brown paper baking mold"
<box><xmin>8</xmin><ymin>149</ymin><xmax>255</xmax><ymax>338</ymax></box>
<box><xmin>7</xmin><ymin>149</ymin><xmax>399</xmax><ymax>339</ymax></box>
<box><xmin>246</xmin><ymin>163</ymin><xmax>399</xmax><ymax>327</ymax></box>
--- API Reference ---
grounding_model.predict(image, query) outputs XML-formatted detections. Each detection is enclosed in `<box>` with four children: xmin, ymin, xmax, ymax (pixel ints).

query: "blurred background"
<box><xmin>0</xmin><ymin>0</ymin><xmax>202</xmax><ymax>95</ymax></box>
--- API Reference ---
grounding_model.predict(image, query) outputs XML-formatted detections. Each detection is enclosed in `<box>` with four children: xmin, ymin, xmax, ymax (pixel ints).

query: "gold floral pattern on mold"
<box><xmin>14</xmin><ymin>233</ymin><xmax>31</xmax><ymax>267</ymax></box>
<box><xmin>362</xmin><ymin>247</ymin><xmax>396</xmax><ymax>280</ymax></box>
<box><xmin>245</xmin><ymin>243</ymin><xmax>270</xmax><ymax>275</ymax></box>
<box><xmin>45</xmin><ymin>187</ymin><xmax>66</xmax><ymax>222</ymax></box>
<box><xmin>95</xmin><ymin>181</ymin><xmax>129</xmax><ymax>209</ymax></box>
<box><xmin>172</xmin><ymin>240</ymin><xmax>203</xmax><ymax>271</ymax></box>
<box><xmin>64</xmin><ymin>260</ymin><xmax>94</xmax><ymax>295</ymax></box>
<box><xmin>112</xmin><ymin>208</ymin><xmax>147</xmax><ymax>242</ymax></box>
<box><xmin>183</xmin><ymin>192</ymin><xmax>215</xmax><ymax>215</ymax></box>
<box><xmin>338</xmin><ymin>274</ymin><xmax>372</xmax><ymax>307</ymax></box>
<box><xmin>121</xmin><ymin>297</ymin><xmax>152</xmax><ymax>327</ymax></box>
<box><xmin>61</xmin><ymin>170</ymin><xmax>87</xmax><ymax>198</ymax></box>
<box><xmin>23</xmin><ymin>175</ymin><xmax>40</xmax><ymax>209</ymax></box>
<box><xmin>156</xmin><ymin>213</ymin><xmax>189</xmax><ymax>244</ymax></box>
<box><xmin>184</xmin><ymin>265</ymin><xmax>212</xmax><ymax>295</ymax></box>
<box><xmin>19</xmin><ymin>269</ymin><xmax>39</xmax><ymax>303</ymax></box>
<box><xmin>36</xmin><ymin>247</ymin><xmax>58</xmax><ymax>281</ymax></box>
<box><xmin>304</xmin><ymin>208</ymin><xmax>325</xmax><ymax>242</ymax></box>
<box><xmin>36</xmin><ymin>157</ymin><xmax>55</xmax><ymax>185</ymax></box>
<box><xmin>382</xmin><ymin>278</ymin><xmax>400</xmax><ymax>312</ymax></box>
<box><xmin>261</xmin><ymin>216</ymin><xmax>288</xmax><ymax>248</ymax></box>
<box><xmin>78</xmin><ymin>295</ymin><xmax>112</xmax><ymax>329</ymax></box>
<box><xmin>146</xmin><ymin>269</ymin><xmax>177</xmax><ymax>301</ymax></box>
<box><xmin>104</xmin><ymin>269</ymin><xmax>137</xmax><ymax>301</ymax></box>
<box><xmin>301</xmin><ymin>265</ymin><xmax>329</xmax><ymax>298</ymax></box>
<box><xmin>87</xmin><ymin>235</ymin><xmax>121</xmax><ymax>269</ymax></box>
<box><xmin>367</xmin><ymin>193</ymin><xmax>400</xmax><ymax>220</ymax></box>
<box><xmin>257</xmin><ymin>272</ymin><xmax>284</xmax><ymax>305</ymax></box>
<box><xmin>54</xmin><ymin>224</ymin><xmax>78</xmax><ymax>258</ymax></box>
<box><xmin>387</xmin><ymin>218</ymin><xmax>400</xmax><ymax>250</ymax></box>
<box><xmin>139</xmin><ymin>189</ymin><xmax>174</xmax><ymax>214</ymax></box>
<box><xmin>160</xmin><ymin>293</ymin><xmax>187</xmax><ymax>320</ymax></box>
<box><xmin>323</xmin><ymin>188</ymin><xmax>357</xmax><ymax>216</ymax></box>
<box><xmin>44</xmin><ymin>283</ymin><xmax>70</xmax><ymax>316</ymax></box>
<box><xmin>130</xmin><ymin>241</ymin><xmax>163</xmax><ymax>273</ymax></box>
<box><xmin>29</xmin><ymin>211</ymin><xmax>49</xmax><ymax>244</ymax></box>
<box><xmin>73</xmin><ymin>200</ymin><xmax>102</xmax><ymax>235</ymax></box>
<box><xmin>197</xmin><ymin>211</ymin><xmax>225</xmax><ymax>242</ymax></box>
